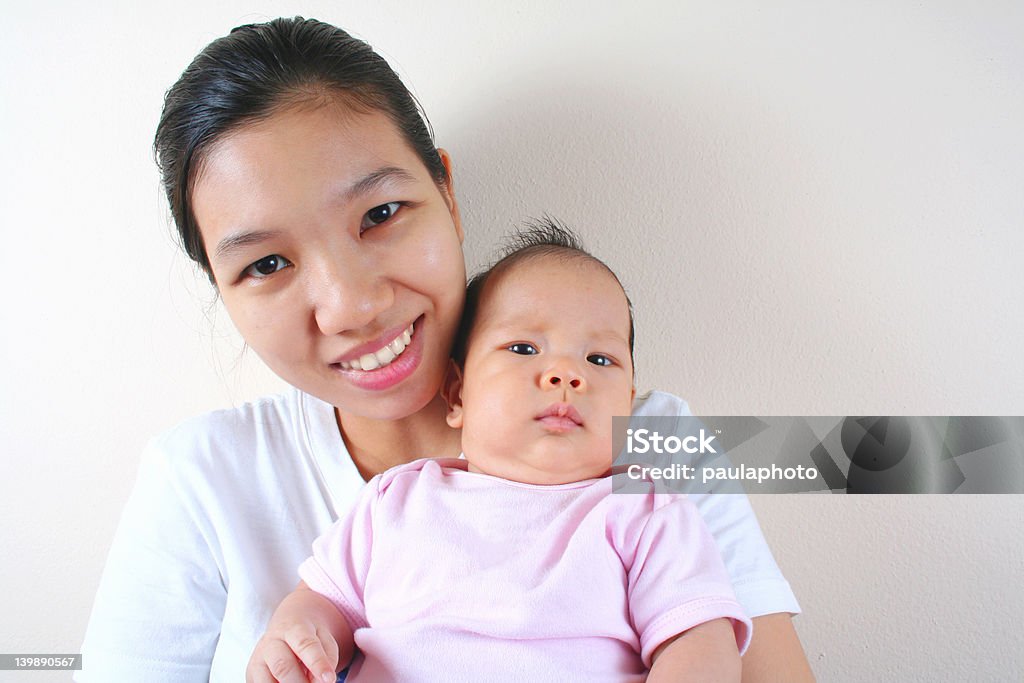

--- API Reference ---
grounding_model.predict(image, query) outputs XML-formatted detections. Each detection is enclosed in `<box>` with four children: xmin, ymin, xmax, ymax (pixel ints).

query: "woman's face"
<box><xmin>191</xmin><ymin>101</ymin><xmax>466</xmax><ymax>420</ymax></box>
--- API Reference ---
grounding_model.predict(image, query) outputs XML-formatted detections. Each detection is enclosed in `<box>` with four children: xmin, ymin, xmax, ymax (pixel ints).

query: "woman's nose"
<box><xmin>310</xmin><ymin>256</ymin><xmax>394</xmax><ymax>336</ymax></box>
<box><xmin>541</xmin><ymin>361</ymin><xmax>586</xmax><ymax>391</ymax></box>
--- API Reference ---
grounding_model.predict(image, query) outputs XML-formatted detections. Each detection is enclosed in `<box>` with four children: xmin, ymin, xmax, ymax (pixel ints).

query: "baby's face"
<box><xmin>446</xmin><ymin>255</ymin><xmax>635</xmax><ymax>485</ymax></box>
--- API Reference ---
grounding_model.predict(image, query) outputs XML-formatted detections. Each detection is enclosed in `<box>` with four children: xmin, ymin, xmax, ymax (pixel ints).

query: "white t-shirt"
<box><xmin>77</xmin><ymin>389</ymin><xmax>799</xmax><ymax>682</ymax></box>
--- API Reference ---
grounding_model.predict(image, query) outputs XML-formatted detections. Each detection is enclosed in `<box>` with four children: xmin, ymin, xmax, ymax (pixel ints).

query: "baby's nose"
<box><xmin>542</xmin><ymin>367</ymin><xmax>584</xmax><ymax>390</ymax></box>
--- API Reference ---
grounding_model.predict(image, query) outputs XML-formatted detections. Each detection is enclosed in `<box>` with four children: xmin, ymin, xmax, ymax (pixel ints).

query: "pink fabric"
<box><xmin>300</xmin><ymin>458</ymin><xmax>751</xmax><ymax>682</ymax></box>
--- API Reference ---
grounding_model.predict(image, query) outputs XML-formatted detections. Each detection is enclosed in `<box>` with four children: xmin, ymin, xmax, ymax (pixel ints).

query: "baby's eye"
<box><xmin>243</xmin><ymin>254</ymin><xmax>292</xmax><ymax>279</ymax></box>
<box><xmin>361</xmin><ymin>202</ymin><xmax>402</xmax><ymax>230</ymax></box>
<box><xmin>587</xmin><ymin>354</ymin><xmax>613</xmax><ymax>367</ymax></box>
<box><xmin>507</xmin><ymin>343</ymin><xmax>538</xmax><ymax>355</ymax></box>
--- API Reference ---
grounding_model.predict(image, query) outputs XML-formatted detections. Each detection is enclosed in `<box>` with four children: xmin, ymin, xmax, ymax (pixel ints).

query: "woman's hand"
<box><xmin>246</xmin><ymin>582</ymin><xmax>354</xmax><ymax>683</ymax></box>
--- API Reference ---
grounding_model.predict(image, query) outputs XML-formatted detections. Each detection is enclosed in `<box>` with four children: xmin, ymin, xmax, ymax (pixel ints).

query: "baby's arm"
<box><xmin>647</xmin><ymin>618</ymin><xmax>742</xmax><ymax>683</ymax></box>
<box><xmin>246</xmin><ymin>581</ymin><xmax>354</xmax><ymax>683</ymax></box>
<box><xmin>618</xmin><ymin>490</ymin><xmax>751</xmax><ymax>681</ymax></box>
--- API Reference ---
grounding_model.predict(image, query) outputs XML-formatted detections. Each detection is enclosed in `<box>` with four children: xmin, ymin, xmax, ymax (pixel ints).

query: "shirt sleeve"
<box><xmin>76</xmin><ymin>438</ymin><xmax>227</xmax><ymax>683</ymax></box>
<box><xmin>635</xmin><ymin>391</ymin><xmax>801</xmax><ymax>618</ymax></box>
<box><xmin>624</xmin><ymin>494</ymin><xmax>753</xmax><ymax>667</ymax></box>
<box><xmin>298</xmin><ymin>476</ymin><xmax>380</xmax><ymax>633</ymax></box>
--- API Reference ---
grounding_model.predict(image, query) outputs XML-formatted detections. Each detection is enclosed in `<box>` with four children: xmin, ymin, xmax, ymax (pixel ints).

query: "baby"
<box><xmin>248</xmin><ymin>222</ymin><xmax>750</xmax><ymax>682</ymax></box>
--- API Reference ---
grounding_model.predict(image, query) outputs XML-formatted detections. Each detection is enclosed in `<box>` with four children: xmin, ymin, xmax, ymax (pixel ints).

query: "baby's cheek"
<box><xmin>601</xmin><ymin>408</ymin><xmax>629</xmax><ymax>460</ymax></box>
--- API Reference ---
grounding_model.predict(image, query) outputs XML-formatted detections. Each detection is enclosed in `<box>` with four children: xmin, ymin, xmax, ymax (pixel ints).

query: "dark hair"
<box><xmin>154</xmin><ymin>17</ymin><xmax>448</xmax><ymax>280</ymax></box>
<box><xmin>452</xmin><ymin>217</ymin><xmax>635</xmax><ymax>368</ymax></box>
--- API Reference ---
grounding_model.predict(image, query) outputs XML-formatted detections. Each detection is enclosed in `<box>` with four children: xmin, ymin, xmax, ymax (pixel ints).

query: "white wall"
<box><xmin>2</xmin><ymin>1</ymin><xmax>1022</xmax><ymax>680</ymax></box>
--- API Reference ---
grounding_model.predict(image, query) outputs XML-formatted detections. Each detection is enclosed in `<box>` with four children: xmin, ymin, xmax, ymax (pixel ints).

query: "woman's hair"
<box><xmin>154</xmin><ymin>17</ymin><xmax>448</xmax><ymax>280</ymax></box>
<box><xmin>452</xmin><ymin>217</ymin><xmax>636</xmax><ymax>368</ymax></box>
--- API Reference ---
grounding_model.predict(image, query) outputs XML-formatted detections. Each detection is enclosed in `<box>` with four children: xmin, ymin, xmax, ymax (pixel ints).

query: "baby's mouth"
<box><xmin>536</xmin><ymin>402</ymin><xmax>584</xmax><ymax>430</ymax></box>
<box><xmin>337</xmin><ymin>323</ymin><xmax>415</xmax><ymax>371</ymax></box>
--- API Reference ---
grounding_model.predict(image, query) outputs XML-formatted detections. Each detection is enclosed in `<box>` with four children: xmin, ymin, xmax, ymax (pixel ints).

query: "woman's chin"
<box><xmin>330</xmin><ymin>368</ymin><xmax>444</xmax><ymax>422</ymax></box>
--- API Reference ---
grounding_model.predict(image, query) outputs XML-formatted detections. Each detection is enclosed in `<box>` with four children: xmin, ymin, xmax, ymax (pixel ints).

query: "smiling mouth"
<box><xmin>336</xmin><ymin>323</ymin><xmax>415</xmax><ymax>371</ymax></box>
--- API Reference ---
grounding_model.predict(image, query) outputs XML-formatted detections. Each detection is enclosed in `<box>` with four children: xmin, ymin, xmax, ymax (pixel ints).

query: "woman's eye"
<box><xmin>361</xmin><ymin>202</ymin><xmax>402</xmax><ymax>230</ymax></box>
<box><xmin>587</xmin><ymin>354</ymin><xmax>613</xmax><ymax>367</ymax></box>
<box><xmin>243</xmin><ymin>254</ymin><xmax>291</xmax><ymax>278</ymax></box>
<box><xmin>508</xmin><ymin>343</ymin><xmax>538</xmax><ymax>355</ymax></box>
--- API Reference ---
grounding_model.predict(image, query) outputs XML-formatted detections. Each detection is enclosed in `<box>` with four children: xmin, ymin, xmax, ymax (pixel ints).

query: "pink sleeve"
<box><xmin>624</xmin><ymin>494</ymin><xmax>753</xmax><ymax>666</ymax></box>
<box><xmin>298</xmin><ymin>477</ymin><xmax>380</xmax><ymax>632</ymax></box>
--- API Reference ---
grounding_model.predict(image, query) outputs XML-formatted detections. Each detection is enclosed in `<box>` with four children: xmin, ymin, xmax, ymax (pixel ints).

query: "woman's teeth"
<box><xmin>338</xmin><ymin>324</ymin><xmax>414</xmax><ymax>371</ymax></box>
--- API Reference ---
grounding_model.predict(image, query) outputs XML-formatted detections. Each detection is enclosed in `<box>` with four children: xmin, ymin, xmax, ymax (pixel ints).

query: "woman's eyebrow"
<box><xmin>214</xmin><ymin>229</ymin><xmax>282</xmax><ymax>261</ymax></box>
<box><xmin>344</xmin><ymin>166</ymin><xmax>418</xmax><ymax>201</ymax></box>
<box><xmin>213</xmin><ymin>168</ymin><xmax>419</xmax><ymax>262</ymax></box>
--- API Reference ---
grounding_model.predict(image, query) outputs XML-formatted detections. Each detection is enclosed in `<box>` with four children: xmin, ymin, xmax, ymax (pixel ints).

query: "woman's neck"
<box><xmin>335</xmin><ymin>393</ymin><xmax>463</xmax><ymax>482</ymax></box>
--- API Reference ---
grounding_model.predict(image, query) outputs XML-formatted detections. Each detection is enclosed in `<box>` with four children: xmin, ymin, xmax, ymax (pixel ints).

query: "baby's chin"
<box><xmin>465</xmin><ymin>457</ymin><xmax>612</xmax><ymax>486</ymax></box>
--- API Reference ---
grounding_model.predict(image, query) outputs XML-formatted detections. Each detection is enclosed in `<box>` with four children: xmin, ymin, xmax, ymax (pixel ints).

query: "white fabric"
<box><xmin>77</xmin><ymin>388</ymin><xmax>799</xmax><ymax>682</ymax></box>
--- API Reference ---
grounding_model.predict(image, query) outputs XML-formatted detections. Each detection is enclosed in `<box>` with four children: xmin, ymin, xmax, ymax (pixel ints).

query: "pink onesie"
<box><xmin>299</xmin><ymin>458</ymin><xmax>751</xmax><ymax>682</ymax></box>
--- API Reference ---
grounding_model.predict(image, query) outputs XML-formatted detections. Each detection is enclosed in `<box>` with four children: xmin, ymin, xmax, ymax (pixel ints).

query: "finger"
<box><xmin>263</xmin><ymin>637</ymin><xmax>312</xmax><ymax>683</ymax></box>
<box><xmin>317</xmin><ymin>625</ymin><xmax>341</xmax><ymax>672</ymax></box>
<box><xmin>285</xmin><ymin>625</ymin><xmax>336</xmax><ymax>683</ymax></box>
<box><xmin>245</xmin><ymin>661</ymin><xmax>279</xmax><ymax>683</ymax></box>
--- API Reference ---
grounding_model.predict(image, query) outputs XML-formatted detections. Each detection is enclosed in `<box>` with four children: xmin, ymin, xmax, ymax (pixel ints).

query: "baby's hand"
<box><xmin>247</xmin><ymin>620</ymin><xmax>339</xmax><ymax>683</ymax></box>
<box><xmin>246</xmin><ymin>582</ymin><xmax>352</xmax><ymax>683</ymax></box>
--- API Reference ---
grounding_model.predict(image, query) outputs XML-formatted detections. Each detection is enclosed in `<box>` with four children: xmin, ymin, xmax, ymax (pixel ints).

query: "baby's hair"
<box><xmin>453</xmin><ymin>217</ymin><xmax>635</xmax><ymax>367</ymax></box>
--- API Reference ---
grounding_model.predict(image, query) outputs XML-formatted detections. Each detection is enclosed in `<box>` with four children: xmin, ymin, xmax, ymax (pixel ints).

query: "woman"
<box><xmin>78</xmin><ymin>17</ymin><xmax>813</xmax><ymax>682</ymax></box>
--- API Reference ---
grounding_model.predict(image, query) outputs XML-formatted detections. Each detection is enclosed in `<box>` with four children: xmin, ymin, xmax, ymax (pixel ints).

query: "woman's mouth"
<box><xmin>331</xmin><ymin>319</ymin><xmax>424</xmax><ymax>392</ymax></box>
<box><xmin>336</xmin><ymin>323</ymin><xmax>414</xmax><ymax>371</ymax></box>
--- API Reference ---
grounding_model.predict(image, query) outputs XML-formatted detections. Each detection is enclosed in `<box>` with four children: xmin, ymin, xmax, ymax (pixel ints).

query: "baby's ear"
<box><xmin>442</xmin><ymin>359</ymin><xmax>465</xmax><ymax>428</ymax></box>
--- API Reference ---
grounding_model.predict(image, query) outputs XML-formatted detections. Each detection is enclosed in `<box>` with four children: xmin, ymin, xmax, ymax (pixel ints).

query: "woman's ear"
<box><xmin>437</xmin><ymin>148</ymin><xmax>464</xmax><ymax>244</ymax></box>
<box><xmin>442</xmin><ymin>358</ymin><xmax>465</xmax><ymax>428</ymax></box>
